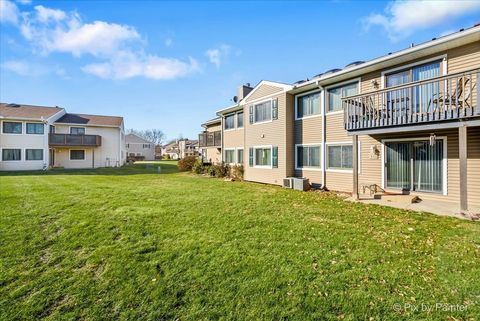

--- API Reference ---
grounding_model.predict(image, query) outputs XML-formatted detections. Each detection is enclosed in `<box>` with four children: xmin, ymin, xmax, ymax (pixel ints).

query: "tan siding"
<box><xmin>467</xmin><ymin>127</ymin><xmax>480</xmax><ymax>210</ymax></box>
<box><xmin>325</xmin><ymin>113</ymin><xmax>349</xmax><ymax>141</ymax></box>
<box><xmin>244</xmin><ymin>93</ymin><xmax>288</xmax><ymax>185</ymax></box>
<box><xmin>223</xmin><ymin>128</ymin><xmax>244</xmax><ymax>149</ymax></box>
<box><xmin>245</xmin><ymin>84</ymin><xmax>284</xmax><ymax>103</ymax></box>
<box><xmin>206</xmin><ymin>123</ymin><xmax>221</xmax><ymax>132</ymax></box>
<box><xmin>285</xmin><ymin>94</ymin><xmax>295</xmax><ymax>177</ymax></box>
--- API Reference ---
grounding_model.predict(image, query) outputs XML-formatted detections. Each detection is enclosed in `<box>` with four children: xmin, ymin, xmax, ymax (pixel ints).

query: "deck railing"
<box><xmin>49</xmin><ymin>133</ymin><xmax>102</xmax><ymax>146</ymax></box>
<box><xmin>198</xmin><ymin>130</ymin><xmax>221</xmax><ymax>147</ymax></box>
<box><xmin>343</xmin><ymin>68</ymin><xmax>479</xmax><ymax>130</ymax></box>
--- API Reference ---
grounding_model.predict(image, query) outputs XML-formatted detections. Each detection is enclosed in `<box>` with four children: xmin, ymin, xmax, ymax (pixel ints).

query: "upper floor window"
<box><xmin>225</xmin><ymin>114</ymin><xmax>235</xmax><ymax>130</ymax></box>
<box><xmin>70</xmin><ymin>127</ymin><xmax>85</xmax><ymax>135</ymax></box>
<box><xmin>2</xmin><ymin>121</ymin><xmax>22</xmax><ymax>134</ymax></box>
<box><xmin>26</xmin><ymin>123</ymin><xmax>44</xmax><ymax>135</ymax></box>
<box><xmin>254</xmin><ymin>101</ymin><xmax>272</xmax><ymax>123</ymax></box>
<box><xmin>237</xmin><ymin>112</ymin><xmax>244</xmax><ymax>128</ymax></box>
<box><xmin>297</xmin><ymin>92</ymin><xmax>320</xmax><ymax>118</ymax></box>
<box><xmin>327</xmin><ymin>82</ymin><xmax>358</xmax><ymax>112</ymax></box>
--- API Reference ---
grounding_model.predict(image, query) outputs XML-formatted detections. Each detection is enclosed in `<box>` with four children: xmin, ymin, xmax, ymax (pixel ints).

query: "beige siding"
<box><xmin>223</xmin><ymin>128</ymin><xmax>244</xmax><ymax>149</ymax></box>
<box><xmin>285</xmin><ymin>94</ymin><xmax>295</xmax><ymax>177</ymax></box>
<box><xmin>245</xmin><ymin>84</ymin><xmax>284</xmax><ymax>103</ymax></box>
<box><xmin>467</xmin><ymin>127</ymin><xmax>480</xmax><ymax>210</ymax></box>
<box><xmin>244</xmin><ymin>92</ymin><xmax>288</xmax><ymax>185</ymax></box>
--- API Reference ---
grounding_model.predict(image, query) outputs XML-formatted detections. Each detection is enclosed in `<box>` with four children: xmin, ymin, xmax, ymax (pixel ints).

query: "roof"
<box><xmin>201</xmin><ymin>117</ymin><xmax>221</xmax><ymax>128</ymax></box>
<box><xmin>55</xmin><ymin>113</ymin><xmax>123</xmax><ymax>127</ymax></box>
<box><xmin>125</xmin><ymin>133</ymin><xmax>154</xmax><ymax>144</ymax></box>
<box><xmin>0</xmin><ymin>103</ymin><xmax>64</xmax><ymax>120</ymax></box>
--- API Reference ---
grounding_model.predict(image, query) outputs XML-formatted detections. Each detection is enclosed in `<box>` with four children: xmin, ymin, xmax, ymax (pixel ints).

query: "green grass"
<box><xmin>0</xmin><ymin>161</ymin><xmax>479</xmax><ymax>320</ymax></box>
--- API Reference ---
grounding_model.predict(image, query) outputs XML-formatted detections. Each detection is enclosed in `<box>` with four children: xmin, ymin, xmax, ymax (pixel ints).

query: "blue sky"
<box><xmin>1</xmin><ymin>0</ymin><xmax>479</xmax><ymax>141</ymax></box>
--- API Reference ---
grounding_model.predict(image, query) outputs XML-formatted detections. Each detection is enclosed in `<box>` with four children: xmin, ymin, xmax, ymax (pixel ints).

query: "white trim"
<box><xmin>24</xmin><ymin>148</ymin><xmax>45</xmax><ymax>161</ymax></box>
<box><xmin>325</xmin><ymin>78</ymin><xmax>361</xmax><ymax>114</ymax></box>
<box><xmin>236</xmin><ymin>148</ymin><xmax>244</xmax><ymax>165</ymax></box>
<box><xmin>252</xmin><ymin>145</ymin><xmax>273</xmax><ymax>169</ymax></box>
<box><xmin>241</xmin><ymin>80</ymin><xmax>292</xmax><ymax>104</ymax></box>
<box><xmin>325</xmin><ymin>141</ymin><xmax>361</xmax><ymax>173</ymax></box>
<box><xmin>55</xmin><ymin>122</ymin><xmax>121</xmax><ymax>129</ymax></box>
<box><xmin>223</xmin><ymin>148</ymin><xmax>237</xmax><ymax>165</ymax></box>
<box><xmin>381</xmin><ymin>136</ymin><xmax>448</xmax><ymax>196</ymax></box>
<box><xmin>294</xmin><ymin>89</ymin><xmax>322</xmax><ymax>120</ymax></box>
<box><xmin>25</xmin><ymin>122</ymin><xmax>45</xmax><ymax>135</ymax></box>
<box><xmin>294</xmin><ymin>143</ymin><xmax>322</xmax><ymax>171</ymax></box>
<box><xmin>380</xmin><ymin>54</ymin><xmax>447</xmax><ymax>89</ymax></box>
<box><xmin>69</xmin><ymin>149</ymin><xmax>86</xmax><ymax>161</ymax></box>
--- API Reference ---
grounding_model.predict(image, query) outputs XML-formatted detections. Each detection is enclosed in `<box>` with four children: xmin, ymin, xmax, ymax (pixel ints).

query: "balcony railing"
<box><xmin>343</xmin><ymin>68</ymin><xmax>479</xmax><ymax>131</ymax></box>
<box><xmin>49</xmin><ymin>133</ymin><xmax>102</xmax><ymax>146</ymax></box>
<box><xmin>198</xmin><ymin>130</ymin><xmax>221</xmax><ymax>147</ymax></box>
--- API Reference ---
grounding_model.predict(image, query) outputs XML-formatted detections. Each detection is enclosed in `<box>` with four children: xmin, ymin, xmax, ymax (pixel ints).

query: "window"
<box><xmin>126</xmin><ymin>144</ymin><xmax>130</xmax><ymax>148</ymax></box>
<box><xmin>237</xmin><ymin>149</ymin><xmax>244</xmax><ymax>164</ymax></box>
<box><xmin>70</xmin><ymin>150</ymin><xmax>85</xmax><ymax>160</ymax></box>
<box><xmin>296</xmin><ymin>145</ymin><xmax>321</xmax><ymax>169</ymax></box>
<box><xmin>237</xmin><ymin>112</ymin><xmax>244</xmax><ymax>128</ymax></box>
<box><xmin>70</xmin><ymin>127</ymin><xmax>85</xmax><ymax>135</ymax></box>
<box><xmin>225</xmin><ymin>149</ymin><xmax>235</xmax><ymax>163</ymax></box>
<box><xmin>254</xmin><ymin>101</ymin><xmax>272</xmax><ymax>123</ymax></box>
<box><xmin>225</xmin><ymin>114</ymin><xmax>235</xmax><ymax>130</ymax></box>
<box><xmin>2</xmin><ymin>121</ymin><xmax>22</xmax><ymax>134</ymax></box>
<box><xmin>26</xmin><ymin>123</ymin><xmax>44</xmax><ymax>134</ymax></box>
<box><xmin>2</xmin><ymin>149</ymin><xmax>21</xmax><ymax>161</ymax></box>
<box><xmin>255</xmin><ymin>147</ymin><xmax>271</xmax><ymax>166</ymax></box>
<box><xmin>327</xmin><ymin>82</ymin><xmax>358</xmax><ymax>112</ymax></box>
<box><xmin>143</xmin><ymin>144</ymin><xmax>151</xmax><ymax>149</ymax></box>
<box><xmin>297</xmin><ymin>92</ymin><xmax>320</xmax><ymax>118</ymax></box>
<box><xmin>26</xmin><ymin>149</ymin><xmax>43</xmax><ymax>160</ymax></box>
<box><xmin>327</xmin><ymin>145</ymin><xmax>353</xmax><ymax>169</ymax></box>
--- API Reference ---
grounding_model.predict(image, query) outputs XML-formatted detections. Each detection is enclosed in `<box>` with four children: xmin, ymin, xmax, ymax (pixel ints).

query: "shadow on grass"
<box><xmin>0</xmin><ymin>161</ymin><xmax>179</xmax><ymax>177</ymax></box>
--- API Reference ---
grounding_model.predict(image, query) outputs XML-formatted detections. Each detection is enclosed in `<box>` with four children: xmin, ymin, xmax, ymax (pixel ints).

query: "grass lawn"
<box><xmin>1</xmin><ymin>161</ymin><xmax>479</xmax><ymax>320</ymax></box>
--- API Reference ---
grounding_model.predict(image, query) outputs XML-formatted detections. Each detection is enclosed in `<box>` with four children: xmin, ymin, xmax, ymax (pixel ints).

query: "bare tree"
<box><xmin>128</xmin><ymin>129</ymin><xmax>166</xmax><ymax>145</ymax></box>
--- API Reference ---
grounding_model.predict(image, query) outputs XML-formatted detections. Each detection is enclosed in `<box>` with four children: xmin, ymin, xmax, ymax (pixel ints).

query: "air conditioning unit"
<box><xmin>282</xmin><ymin>178</ymin><xmax>293</xmax><ymax>189</ymax></box>
<box><xmin>292</xmin><ymin>177</ymin><xmax>310</xmax><ymax>191</ymax></box>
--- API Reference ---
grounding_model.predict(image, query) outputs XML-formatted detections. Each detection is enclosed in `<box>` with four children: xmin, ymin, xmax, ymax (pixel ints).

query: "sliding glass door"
<box><xmin>385</xmin><ymin>139</ymin><xmax>444</xmax><ymax>193</ymax></box>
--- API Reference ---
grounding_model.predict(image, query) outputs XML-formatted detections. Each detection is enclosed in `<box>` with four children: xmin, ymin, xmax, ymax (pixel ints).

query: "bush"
<box><xmin>230</xmin><ymin>164</ymin><xmax>244</xmax><ymax>180</ymax></box>
<box><xmin>192</xmin><ymin>159</ymin><xmax>205</xmax><ymax>174</ymax></box>
<box><xmin>177</xmin><ymin>156</ymin><xmax>197</xmax><ymax>171</ymax></box>
<box><xmin>211</xmin><ymin>163</ymin><xmax>230</xmax><ymax>178</ymax></box>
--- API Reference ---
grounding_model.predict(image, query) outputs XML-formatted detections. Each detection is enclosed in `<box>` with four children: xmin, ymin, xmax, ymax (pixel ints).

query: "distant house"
<box><xmin>162</xmin><ymin>141</ymin><xmax>180</xmax><ymax>159</ymax></box>
<box><xmin>178</xmin><ymin>139</ymin><xmax>199</xmax><ymax>158</ymax></box>
<box><xmin>0</xmin><ymin>103</ymin><xmax>126</xmax><ymax>170</ymax></box>
<box><xmin>125</xmin><ymin>133</ymin><xmax>155</xmax><ymax>160</ymax></box>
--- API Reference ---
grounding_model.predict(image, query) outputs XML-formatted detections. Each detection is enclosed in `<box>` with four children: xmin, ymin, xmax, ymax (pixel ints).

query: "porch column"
<box><xmin>459</xmin><ymin>125</ymin><xmax>468</xmax><ymax>211</ymax></box>
<box><xmin>352</xmin><ymin>134</ymin><xmax>359</xmax><ymax>200</ymax></box>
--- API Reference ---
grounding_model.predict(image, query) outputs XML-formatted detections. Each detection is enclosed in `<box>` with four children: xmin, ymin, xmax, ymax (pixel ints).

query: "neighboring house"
<box><xmin>201</xmin><ymin>25</ymin><xmax>480</xmax><ymax>213</ymax></box>
<box><xmin>0</xmin><ymin>103</ymin><xmax>126</xmax><ymax>170</ymax></box>
<box><xmin>178</xmin><ymin>139</ymin><xmax>199</xmax><ymax>158</ymax></box>
<box><xmin>198</xmin><ymin>117</ymin><xmax>223</xmax><ymax>164</ymax></box>
<box><xmin>162</xmin><ymin>141</ymin><xmax>180</xmax><ymax>159</ymax></box>
<box><xmin>125</xmin><ymin>133</ymin><xmax>155</xmax><ymax>160</ymax></box>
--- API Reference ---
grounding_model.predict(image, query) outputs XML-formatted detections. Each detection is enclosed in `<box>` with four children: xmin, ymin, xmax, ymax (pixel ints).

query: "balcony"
<box><xmin>343</xmin><ymin>68</ymin><xmax>479</xmax><ymax>131</ymax></box>
<box><xmin>198</xmin><ymin>130</ymin><xmax>221</xmax><ymax>147</ymax></box>
<box><xmin>49</xmin><ymin>133</ymin><xmax>102</xmax><ymax>147</ymax></box>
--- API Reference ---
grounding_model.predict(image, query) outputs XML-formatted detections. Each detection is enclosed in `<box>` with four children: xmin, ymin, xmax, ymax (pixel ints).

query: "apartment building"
<box><xmin>178</xmin><ymin>139</ymin><xmax>199</xmax><ymax>159</ymax></box>
<box><xmin>126</xmin><ymin>133</ymin><xmax>155</xmax><ymax>160</ymax></box>
<box><xmin>198</xmin><ymin>117</ymin><xmax>222</xmax><ymax>163</ymax></box>
<box><xmin>0</xmin><ymin>103</ymin><xmax>126</xmax><ymax>170</ymax></box>
<box><xmin>201</xmin><ymin>25</ymin><xmax>480</xmax><ymax>212</ymax></box>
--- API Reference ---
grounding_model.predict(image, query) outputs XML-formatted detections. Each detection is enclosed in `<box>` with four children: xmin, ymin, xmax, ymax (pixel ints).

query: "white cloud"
<box><xmin>165</xmin><ymin>37</ymin><xmax>173</xmax><ymax>47</ymax></box>
<box><xmin>205</xmin><ymin>44</ymin><xmax>231</xmax><ymax>68</ymax></box>
<box><xmin>82</xmin><ymin>51</ymin><xmax>199</xmax><ymax>80</ymax></box>
<box><xmin>0</xmin><ymin>0</ymin><xmax>19</xmax><ymax>25</ymax></box>
<box><xmin>1</xmin><ymin>59</ymin><xmax>66</xmax><ymax>77</ymax></box>
<box><xmin>16</xmin><ymin>0</ymin><xmax>32</xmax><ymax>5</ymax></box>
<box><xmin>6</xmin><ymin>4</ymin><xmax>199</xmax><ymax>80</ymax></box>
<box><xmin>363</xmin><ymin>0</ymin><xmax>480</xmax><ymax>41</ymax></box>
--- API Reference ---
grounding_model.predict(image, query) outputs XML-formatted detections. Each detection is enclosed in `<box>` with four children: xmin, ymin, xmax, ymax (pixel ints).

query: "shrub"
<box><xmin>230</xmin><ymin>164</ymin><xmax>244</xmax><ymax>180</ymax></box>
<box><xmin>211</xmin><ymin>163</ymin><xmax>230</xmax><ymax>178</ymax></box>
<box><xmin>177</xmin><ymin>156</ymin><xmax>197</xmax><ymax>171</ymax></box>
<box><xmin>192</xmin><ymin>159</ymin><xmax>205</xmax><ymax>174</ymax></box>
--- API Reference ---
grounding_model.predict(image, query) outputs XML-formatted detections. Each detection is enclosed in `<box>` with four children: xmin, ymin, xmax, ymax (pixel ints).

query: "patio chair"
<box><xmin>428</xmin><ymin>77</ymin><xmax>476</xmax><ymax>110</ymax></box>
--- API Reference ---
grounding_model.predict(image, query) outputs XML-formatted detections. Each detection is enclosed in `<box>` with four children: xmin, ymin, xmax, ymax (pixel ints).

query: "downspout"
<box><xmin>220</xmin><ymin>116</ymin><xmax>224</xmax><ymax>163</ymax></box>
<box><xmin>318</xmin><ymin>81</ymin><xmax>326</xmax><ymax>189</ymax></box>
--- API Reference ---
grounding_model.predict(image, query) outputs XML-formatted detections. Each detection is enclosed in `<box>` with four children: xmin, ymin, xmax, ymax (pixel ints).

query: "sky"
<box><xmin>1</xmin><ymin>0</ymin><xmax>479</xmax><ymax>141</ymax></box>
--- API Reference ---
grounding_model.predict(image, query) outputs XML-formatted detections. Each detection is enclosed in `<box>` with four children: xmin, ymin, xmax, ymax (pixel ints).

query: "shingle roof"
<box><xmin>55</xmin><ymin>113</ymin><xmax>123</xmax><ymax>127</ymax></box>
<box><xmin>0</xmin><ymin>103</ymin><xmax>64</xmax><ymax>119</ymax></box>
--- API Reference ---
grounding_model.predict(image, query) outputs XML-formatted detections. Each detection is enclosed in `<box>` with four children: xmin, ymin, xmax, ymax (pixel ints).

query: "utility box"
<box><xmin>292</xmin><ymin>177</ymin><xmax>310</xmax><ymax>191</ymax></box>
<box><xmin>282</xmin><ymin>178</ymin><xmax>293</xmax><ymax>189</ymax></box>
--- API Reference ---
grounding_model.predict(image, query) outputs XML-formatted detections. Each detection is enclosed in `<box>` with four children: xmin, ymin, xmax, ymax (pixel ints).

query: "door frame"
<box><xmin>381</xmin><ymin>136</ymin><xmax>448</xmax><ymax>195</ymax></box>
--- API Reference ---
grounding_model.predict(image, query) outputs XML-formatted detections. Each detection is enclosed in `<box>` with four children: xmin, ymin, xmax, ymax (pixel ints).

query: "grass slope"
<box><xmin>0</xmin><ymin>161</ymin><xmax>479</xmax><ymax>320</ymax></box>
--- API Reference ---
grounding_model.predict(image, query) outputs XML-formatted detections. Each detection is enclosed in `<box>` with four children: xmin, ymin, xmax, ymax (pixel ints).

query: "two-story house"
<box><xmin>200</xmin><ymin>25</ymin><xmax>480</xmax><ymax>212</ymax></box>
<box><xmin>0</xmin><ymin>103</ymin><xmax>126</xmax><ymax>170</ymax></box>
<box><xmin>126</xmin><ymin>133</ymin><xmax>155</xmax><ymax>160</ymax></box>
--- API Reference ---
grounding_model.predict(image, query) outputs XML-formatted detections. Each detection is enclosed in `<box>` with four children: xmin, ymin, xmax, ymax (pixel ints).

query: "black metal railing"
<box><xmin>343</xmin><ymin>68</ymin><xmax>479</xmax><ymax>130</ymax></box>
<box><xmin>198</xmin><ymin>130</ymin><xmax>221</xmax><ymax>147</ymax></box>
